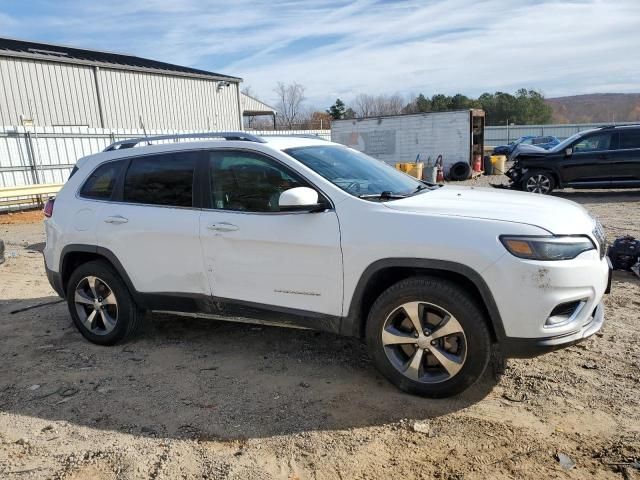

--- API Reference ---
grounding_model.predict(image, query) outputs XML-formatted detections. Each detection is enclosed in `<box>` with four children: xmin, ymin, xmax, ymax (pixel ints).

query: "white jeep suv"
<box><xmin>43</xmin><ymin>132</ymin><xmax>611</xmax><ymax>397</ymax></box>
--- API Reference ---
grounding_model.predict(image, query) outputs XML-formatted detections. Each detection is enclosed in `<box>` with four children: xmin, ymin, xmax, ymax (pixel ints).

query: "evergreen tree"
<box><xmin>415</xmin><ymin>94</ymin><xmax>431</xmax><ymax>112</ymax></box>
<box><xmin>327</xmin><ymin>98</ymin><xmax>347</xmax><ymax>120</ymax></box>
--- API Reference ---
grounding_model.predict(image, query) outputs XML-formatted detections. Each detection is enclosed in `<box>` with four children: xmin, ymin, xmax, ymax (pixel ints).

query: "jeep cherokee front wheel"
<box><xmin>366</xmin><ymin>277</ymin><xmax>492</xmax><ymax>397</ymax></box>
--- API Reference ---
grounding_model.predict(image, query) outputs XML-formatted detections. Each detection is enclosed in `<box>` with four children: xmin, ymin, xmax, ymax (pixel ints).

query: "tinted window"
<box><xmin>619</xmin><ymin>129</ymin><xmax>640</xmax><ymax>149</ymax></box>
<box><xmin>573</xmin><ymin>133</ymin><xmax>612</xmax><ymax>152</ymax></box>
<box><xmin>209</xmin><ymin>151</ymin><xmax>308</xmax><ymax>212</ymax></box>
<box><xmin>80</xmin><ymin>161</ymin><xmax>124</xmax><ymax>199</ymax></box>
<box><xmin>123</xmin><ymin>153</ymin><xmax>197</xmax><ymax>207</ymax></box>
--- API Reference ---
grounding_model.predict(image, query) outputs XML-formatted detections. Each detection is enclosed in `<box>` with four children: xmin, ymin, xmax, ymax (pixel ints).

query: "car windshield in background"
<box><xmin>514</xmin><ymin>136</ymin><xmax>533</xmax><ymax>146</ymax></box>
<box><xmin>285</xmin><ymin>145</ymin><xmax>432</xmax><ymax>199</ymax></box>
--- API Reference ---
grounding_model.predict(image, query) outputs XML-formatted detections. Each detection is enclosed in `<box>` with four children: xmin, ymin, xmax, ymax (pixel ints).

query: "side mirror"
<box><xmin>279</xmin><ymin>187</ymin><xmax>325</xmax><ymax>212</ymax></box>
<box><xmin>565</xmin><ymin>147</ymin><xmax>573</xmax><ymax>157</ymax></box>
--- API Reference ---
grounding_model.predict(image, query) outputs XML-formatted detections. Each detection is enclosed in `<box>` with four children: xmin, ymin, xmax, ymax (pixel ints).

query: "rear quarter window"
<box><xmin>619</xmin><ymin>129</ymin><xmax>640</xmax><ymax>149</ymax></box>
<box><xmin>123</xmin><ymin>152</ymin><xmax>198</xmax><ymax>207</ymax></box>
<box><xmin>80</xmin><ymin>161</ymin><xmax>124</xmax><ymax>200</ymax></box>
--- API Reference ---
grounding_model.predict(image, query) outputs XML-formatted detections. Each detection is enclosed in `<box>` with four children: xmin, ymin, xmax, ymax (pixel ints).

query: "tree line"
<box><xmin>328</xmin><ymin>89</ymin><xmax>553</xmax><ymax>125</ymax></box>
<box><xmin>242</xmin><ymin>83</ymin><xmax>553</xmax><ymax>129</ymax></box>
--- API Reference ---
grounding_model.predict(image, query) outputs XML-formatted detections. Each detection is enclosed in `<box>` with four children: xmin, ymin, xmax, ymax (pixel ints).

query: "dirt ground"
<box><xmin>1</xmin><ymin>182</ymin><xmax>639</xmax><ymax>479</ymax></box>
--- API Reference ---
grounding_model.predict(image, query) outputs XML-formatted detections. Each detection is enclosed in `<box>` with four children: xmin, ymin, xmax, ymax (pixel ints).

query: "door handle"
<box><xmin>104</xmin><ymin>215</ymin><xmax>129</xmax><ymax>224</ymax></box>
<box><xmin>208</xmin><ymin>222</ymin><xmax>239</xmax><ymax>232</ymax></box>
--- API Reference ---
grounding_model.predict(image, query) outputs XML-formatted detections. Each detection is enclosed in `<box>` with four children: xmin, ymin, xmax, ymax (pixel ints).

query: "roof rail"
<box><xmin>103</xmin><ymin>131</ymin><xmax>266</xmax><ymax>151</ymax></box>
<box><xmin>598</xmin><ymin>123</ymin><xmax>640</xmax><ymax>130</ymax></box>
<box><xmin>258</xmin><ymin>133</ymin><xmax>329</xmax><ymax>141</ymax></box>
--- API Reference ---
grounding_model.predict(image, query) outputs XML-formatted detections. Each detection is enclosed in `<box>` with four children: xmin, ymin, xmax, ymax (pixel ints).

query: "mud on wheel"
<box><xmin>366</xmin><ymin>276</ymin><xmax>492</xmax><ymax>398</ymax></box>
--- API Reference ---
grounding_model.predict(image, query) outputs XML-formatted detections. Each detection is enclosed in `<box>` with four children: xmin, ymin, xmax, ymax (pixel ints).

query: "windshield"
<box><xmin>548</xmin><ymin>130</ymin><xmax>598</xmax><ymax>153</ymax></box>
<box><xmin>285</xmin><ymin>145</ymin><xmax>430</xmax><ymax>199</ymax></box>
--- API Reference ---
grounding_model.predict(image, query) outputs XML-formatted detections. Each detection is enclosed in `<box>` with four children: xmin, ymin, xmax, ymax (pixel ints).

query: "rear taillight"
<box><xmin>43</xmin><ymin>198</ymin><xmax>55</xmax><ymax>218</ymax></box>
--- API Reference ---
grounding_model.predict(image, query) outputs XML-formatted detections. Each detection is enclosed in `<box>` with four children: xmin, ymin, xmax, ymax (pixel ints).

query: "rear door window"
<box><xmin>80</xmin><ymin>160</ymin><xmax>124</xmax><ymax>200</ymax></box>
<box><xmin>618</xmin><ymin>129</ymin><xmax>640</xmax><ymax>149</ymax></box>
<box><xmin>123</xmin><ymin>152</ymin><xmax>198</xmax><ymax>207</ymax></box>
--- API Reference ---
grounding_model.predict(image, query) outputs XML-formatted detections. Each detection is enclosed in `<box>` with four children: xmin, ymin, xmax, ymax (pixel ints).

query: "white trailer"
<box><xmin>331</xmin><ymin>109</ymin><xmax>485</xmax><ymax>175</ymax></box>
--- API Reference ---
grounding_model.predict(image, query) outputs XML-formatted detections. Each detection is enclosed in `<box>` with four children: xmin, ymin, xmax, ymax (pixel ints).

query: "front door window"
<box><xmin>208</xmin><ymin>150</ymin><xmax>308</xmax><ymax>212</ymax></box>
<box><xmin>573</xmin><ymin>133</ymin><xmax>612</xmax><ymax>152</ymax></box>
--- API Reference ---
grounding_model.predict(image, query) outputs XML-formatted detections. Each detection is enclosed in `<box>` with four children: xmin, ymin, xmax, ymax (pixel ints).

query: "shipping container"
<box><xmin>331</xmin><ymin>110</ymin><xmax>485</xmax><ymax>175</ymax></box>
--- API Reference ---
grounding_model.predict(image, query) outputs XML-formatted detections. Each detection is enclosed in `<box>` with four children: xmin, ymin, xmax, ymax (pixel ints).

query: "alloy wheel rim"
<box><xmin>526</xmin><ymin>174</ymin><xmax>551</xmax><ymax>193</ymax></box>
<box><xmin>74</xmin><ymin>276</ymin><xmax>118</xmax><ymax>335</ymax></box>
<box><xmin>381</xmin><ymin>301</ymin><xmax>467</xmax><ymax>384</ymax></box>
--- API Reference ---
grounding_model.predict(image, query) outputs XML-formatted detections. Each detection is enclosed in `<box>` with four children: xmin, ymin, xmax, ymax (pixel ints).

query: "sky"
<box><xmin>1</xmin><ymin>0</ymin><xmax>639</xmax><ymax>109</ymax></box>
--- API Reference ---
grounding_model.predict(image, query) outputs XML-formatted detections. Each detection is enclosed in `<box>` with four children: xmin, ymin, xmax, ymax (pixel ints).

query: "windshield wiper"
<box><xmin>358</xmin><ymin>191</ymin><xmax>408</xmax><ymax>200</ymax></box>
<box><xmin>410</xmin><ymin>184</ymin><xmax>431</xmax><ymax>195</ymax></box>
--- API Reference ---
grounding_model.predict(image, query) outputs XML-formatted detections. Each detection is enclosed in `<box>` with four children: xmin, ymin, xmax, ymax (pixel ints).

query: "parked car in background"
<box><xmin>493</xmin><ymin>135</ymin><xmax>560</xmax><ymax>158</ymax></box>
<box><xmin>44</xmin><ymin>132</ymin><xmax>610</xmax><ymax>398</ymax></box>
<box><xmin>507</xmin><ymin>124</ymin><xmax>640</xmax><ymax>194</ymax></box>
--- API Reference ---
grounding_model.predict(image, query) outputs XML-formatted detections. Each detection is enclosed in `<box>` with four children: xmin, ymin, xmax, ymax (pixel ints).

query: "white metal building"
<box><xmin>0</xmin><ymin>37</ymin><xmax>244</xmax><ymax>131</ymax></box>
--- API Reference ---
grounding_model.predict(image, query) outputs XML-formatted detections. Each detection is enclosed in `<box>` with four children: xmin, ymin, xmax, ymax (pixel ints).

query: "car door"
<box><xmin>560</xmin><ymin>131</ymin><xmax>615</xmax><ymax>185</ymax></box>
<box><xmin>95</xmin><ymin>150</ymin><xmax>210</xmax><ymax>296</ymax></box>
<box><xmin>199</xmin><ymin>148</ymin><xmax>343</xmax><ymax>317</ymax></box>
<box><xmin>610</xmin><ymin>128</ymin><xmax>640</xmax><ymax>183</ymax></box>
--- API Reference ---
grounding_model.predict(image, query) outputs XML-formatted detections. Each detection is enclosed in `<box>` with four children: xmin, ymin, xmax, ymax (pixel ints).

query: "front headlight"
<box><xmin>500</xmin><ymin>235</ymin><xmax>595</xmax><ymax>261</ymax></box>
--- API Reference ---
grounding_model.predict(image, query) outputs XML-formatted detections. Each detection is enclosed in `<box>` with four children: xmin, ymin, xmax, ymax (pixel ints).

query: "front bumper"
<box><xmin>505</xmin><ymin>165</ymin><xmax>521</xmax><ymax>186</ymax></box>
<box><xmin>501</xmin><ymin>301</ymin><xmax>605</xmax><ymax>358</ymax></box>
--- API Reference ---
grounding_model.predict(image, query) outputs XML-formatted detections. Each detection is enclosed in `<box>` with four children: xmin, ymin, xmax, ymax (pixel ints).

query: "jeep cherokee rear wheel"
<box><xmin>366</xmin><ymin>277</ymin><xmax>492</xmax><ymax>397</ymax></box>
<box><xmin>67</xmin><ymin>260</ymin><xmax>143</xmax><ymax>345</ymax></box>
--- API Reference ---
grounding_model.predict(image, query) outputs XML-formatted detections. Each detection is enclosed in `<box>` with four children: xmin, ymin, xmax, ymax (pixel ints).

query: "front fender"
<box><xmin>342</xmin><ymin>258</ymin><xmax>507</xmax><ymax>342</ymax></box>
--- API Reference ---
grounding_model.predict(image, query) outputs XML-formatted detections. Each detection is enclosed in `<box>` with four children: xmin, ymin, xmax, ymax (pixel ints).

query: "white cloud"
<box><xmin>2</xmin><ymin>0</ymin><xmax>639</xmax><ymax>108</ymax></box>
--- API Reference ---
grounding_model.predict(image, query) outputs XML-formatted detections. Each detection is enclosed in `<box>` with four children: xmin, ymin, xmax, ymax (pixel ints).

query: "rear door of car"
<box><xmin>94</xmin><ymin>150</ymin><xmax>210</xmax><ymax>296</ymax></box>
<box><xmin>610</xmin><ymin>128</ymin><xmax>640</xmax><ymax>184</ymax></box>
<box><xmin>560</xmin><ymin>131</ymin><xmax>616</xmax><ymax>185</ymax></box>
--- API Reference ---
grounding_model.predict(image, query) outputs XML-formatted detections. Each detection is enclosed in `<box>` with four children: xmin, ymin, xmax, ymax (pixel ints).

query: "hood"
<box><xmin>511</xmin><ymin>143</ymin><xmax>547</xmax><ymax>159</ymax></box>
<box><xmin>383</xmin><ymin>185</ymin><xmax>596</xmax><ymax>234</ymax></box>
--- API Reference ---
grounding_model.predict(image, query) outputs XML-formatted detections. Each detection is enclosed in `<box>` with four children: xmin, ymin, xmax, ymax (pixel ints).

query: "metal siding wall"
<box><xmin>0</xmin><ymin>57</ymin><xmax>101</xmax><ymax>127</ymax></box>
<box><xmin>1</xmin><ymin>57</ymin><xmax>242</xmax><ymax>133</ymax></box>
<box><xmin>95</xmin><ymin>69</ymin><xmax>241</xmax><ymax>131</ymax></box>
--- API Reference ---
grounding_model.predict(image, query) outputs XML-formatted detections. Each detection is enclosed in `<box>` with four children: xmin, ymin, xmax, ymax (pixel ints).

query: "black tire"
<box><xmin>521</xmin><ymin>170</ymin><xmax>555</xmax><ymax>194</ymax></box>
<box><xmin>365</xmin><ymin>276</ymin><xmax>492</xmax><ymax>398</ymax></box>
<box><xmin>66</xmin><ymin>260</ymin><xmax>143</xmax><ymax>345</ymax></box>
<box><xmin>449</xmin><ymin>161</ymin><xmax>471</xmax><ymax>181</ymax></box>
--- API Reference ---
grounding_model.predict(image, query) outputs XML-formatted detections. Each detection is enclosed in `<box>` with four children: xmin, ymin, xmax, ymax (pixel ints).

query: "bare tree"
<box><xmin>353</xmin><ymin>93</ymin><xmax>376</xmax><ymax>118</ymax></box>
<box><xmin>274</xmin><ymin>81</ymin><xmax>307</xmax><ymax>129</ymax></box>
<box><xmin>352</xmin><ymin>93</ymin><xmax>406</xmax><ymax>118</ymax></box>
<box><xmin>384</xmin><ymin>94</ymin><xmax>405</xmax><ymax>115</ymax></box>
